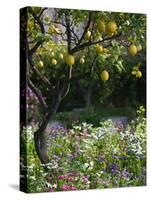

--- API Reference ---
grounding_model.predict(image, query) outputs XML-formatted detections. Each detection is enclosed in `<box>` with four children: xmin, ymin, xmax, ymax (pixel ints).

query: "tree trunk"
<box><xmin>34</xmin><ymin>100</ymin><xmax>61</xmax><ymax>165</ymax></box>
<box><xmin>34</xmin><ymin>111</ymin><xmax>52</xmax><ymax>165</ymax></box>
<box><xmin>85</xmin><ymin>86</ymin><xmax>92</xmax><ymax>108</ymax></box>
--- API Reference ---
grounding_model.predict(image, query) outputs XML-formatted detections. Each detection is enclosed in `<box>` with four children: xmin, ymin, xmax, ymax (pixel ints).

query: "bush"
<box><xmin>54</xmin><ymin>107</ymin><xmax>134</xmax><ymax>127</ymax></box>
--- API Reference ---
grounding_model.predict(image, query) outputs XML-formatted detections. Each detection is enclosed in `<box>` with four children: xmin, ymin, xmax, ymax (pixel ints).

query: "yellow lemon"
<box><xmin>80</xmin><ymin>57</ymin><xmax>85</xmax><ymax>64</ymax></box>
<box><xmin>51</xmin><ymin>59</ymin><xmax>57</xmax><ymax>65</ymax></box>
<box><xmin>38</xmin><ymin>61</ymin><xmax>44</xmax><ymax>68</ymax></box>
<box><xmin>136</xmin><ymin>70</ymin><xmax>142</xmax><ymax>78</ymax></box>
<box><xmin>85</xmin><ymin>31</ymin><xmax>91</xmax><ymax>41</ymax></box>
<box><xmin>133</xmin><ymin>66</ymin><xmax>139</xmax><ymax>71</ymax></box>
<box><xmin>128</xmin><ymin>45</ymin><xmax>137</xmax><ymax>56</ymax></box>
<box><xmin>98</xmin><ymin>21</ymin><xmax>105</xmax><ymax>33</ymax></box>
<box><xmin>131</xmin><ymin>71</ymin><xmax>136</xmax><ymax>75</ymax></box>
<box><xmin>101</xmin><ymin>70</ymin><xmax>109</xmax><ymax>81</ymax></box>
<box><xmin>50</xmin><ymin>51</ymin><xmax>55</xmax><ymax>57</ymax></box>
<box><xmin>96</xmin><ymin>44</ymin><xmax>103</xmax><ymax>53</ymax></box>
<box><xmin>66</xmin><ymin>54</ymin><xmax>75</xmax><ymax>65</ymax></box>
<box><xmin>59</xmin><ymin>53</ymin><xmax>64</xmax><ymax>60</ymax></box>
<box><xmin>106</xmin><ymin>21</ymin><xmax>117</xmax><ymax>34</ymax></box>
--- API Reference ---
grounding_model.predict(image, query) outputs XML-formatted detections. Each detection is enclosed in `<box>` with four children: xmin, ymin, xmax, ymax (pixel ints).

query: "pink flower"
<box><xmin>71</xmin><ymin>186</ymin><xmax>77</xmax><ymax>190</ymax></box>
<box><xmin>61</xmin><ymin>184</ymin><xmax>77</xmax><ymax>191</ymax></box>
<box><xmin>67</xmin><ymin>177</ymin><xmax>74</xmax><ymax>181</ymax></box>
<box><xmin>62</xmin><ymin>184</ymin><xmax>70</xmax><ymax>191</ymax></box>
<box><xmin>58</xmin><ymin>175</ymin><xmax>65</xmax><ymax>180</ymax></box>
<box><xmin>50</xmin><ymin>188</ymin><xmax>54</xmax><ymax>192</ymax></box>
<box><xmin>61</xmin><ymin>184</ymin><xmax>67</xmax><ymax>190</ymax></box>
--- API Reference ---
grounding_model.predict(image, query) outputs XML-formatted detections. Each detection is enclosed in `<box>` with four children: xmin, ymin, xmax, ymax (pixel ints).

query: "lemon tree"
<box><xmin>23</xmin><ymin>7</ymin><xmax>146</xmax><ymax>165</ymax></box>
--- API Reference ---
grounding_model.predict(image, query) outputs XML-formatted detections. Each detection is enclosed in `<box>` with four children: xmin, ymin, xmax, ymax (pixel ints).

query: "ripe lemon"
<box><xmin>131</xmin><ymin>71</ymin><xmax>136</xmax><ymax>75</ymax></box>
<box><xmin>66</xmin><ymin>54</ymin><xmax>75</xmax><ymax>65</ymax></box>
<box><xmin>106</xmin><ymin>21</ymin><xmax>117</xmax><ymax>34</ymax></box>
<box><xmin>85</xmin><ymin>31</ymin><xmax>91</xmax><ymax>41</ymax></box>
<box><xmin>38</xmin><ymin>61</ymin><xmax>44</xmax><ymax>68</ymax></box>
<box><xmin>101</xmin><ymin>70</ymin><xmax>109</xmax><ymax>81</ymax></box>
<box><xmin>51</xmin><ymin>58</ymin><xmax>57</xmax><ymax>65</ymax></box>
<box><xmin>50</xmin><ymin>51</ymin><xmax>55</xmax><ymax>57</ymax></box>
<box><xmin>96</xmin><ymin>44</ymin><xmax>103</xmax><ymax>53</ymax></box>
<box><xmin>128</xmin><ymin>45</ymin><xmax>137</xmax><ymax>56</ymax></box>
<box><xmin>80</xmin><ymin>57</ymin><xmax>85</xmax><ymax>64</ymax></box>
<box><xmin>59</xmin><ymin>53</ymin><xmax>64</xmax><ymax>60</ymax></box>
<box><xmin>136</xmin><ymin>70</ymin><xmax>142</xmax><ymax>78</ymax></box>
<box><xmin>133</xmin><ymin>66</ymin><xmax>139</xmax><ymax>71</ymax></box>
<box><xmin>98</xmin><ymin>21</ymin><xmax>105</xmax><ymax>33</ymax></box>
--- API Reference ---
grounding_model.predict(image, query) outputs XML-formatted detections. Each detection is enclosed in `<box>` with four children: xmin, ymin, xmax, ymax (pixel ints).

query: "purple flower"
<box><xmin>121</xmin><ymin>169</ymin><xmax>131</xmax><ymax>179</ymax></box>
<box><xmin>127</xmin><ymin>149</ymin><xmax>134</xmax><ymax>154</ymax></box>
<box><xmin>83</xmin><ymin>176</ymin><xmax>89</xmax><ymax>183</ymax></box>
<box><xmin>137</xmin><ymin>154</ymin><xmax>144</xmax><ymax>159</ymax></box>
<box><xmin>111</xmin><ymin>162</ymin><xmax>117</xmax><ymax>170</ymax></box>
<box><xmin>109</xmin><ymin>162</ymin><xmax>119</xmax><ymax>174</ymax></box>
<box><xmin>53</xmin><ymin>155</ymin><xmax>61</xmax><ymax>161</ymax></box>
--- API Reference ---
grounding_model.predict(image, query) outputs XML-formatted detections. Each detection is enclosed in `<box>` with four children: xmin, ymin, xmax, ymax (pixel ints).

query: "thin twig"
<box><xmin>28</xmin><ymin>79</ymin><xmax>48</xmax><ymax>110</ymax></box>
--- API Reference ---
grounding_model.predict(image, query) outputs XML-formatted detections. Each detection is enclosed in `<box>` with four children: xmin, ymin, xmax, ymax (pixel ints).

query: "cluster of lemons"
<box><xmin>37</xmin><ymin>19</ymin><xmax>142</xmax><ymax>82</ymax></box>
<box><xmin>96</xmin><ymin>20</ymin><xmax>118</xmax><ymax>82</ymax></box>
<box><xmin>85</xmin><ymin>20</ymin><xmax>118</xmax><ymax>42</ymax></box>
<box><xmin>37</xmin><ymin>52</ymin><xmax>75</xmax><ymax>67</ymax></box>
<box><xmin>128</xmin><ymin>45</ymin><xmax>142</xmax><ymax>78</ymax></box>
<box><xmin>131</xmin><ymin>64</ymin><xmax>142</xmax><ymax>78</ymax></box>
